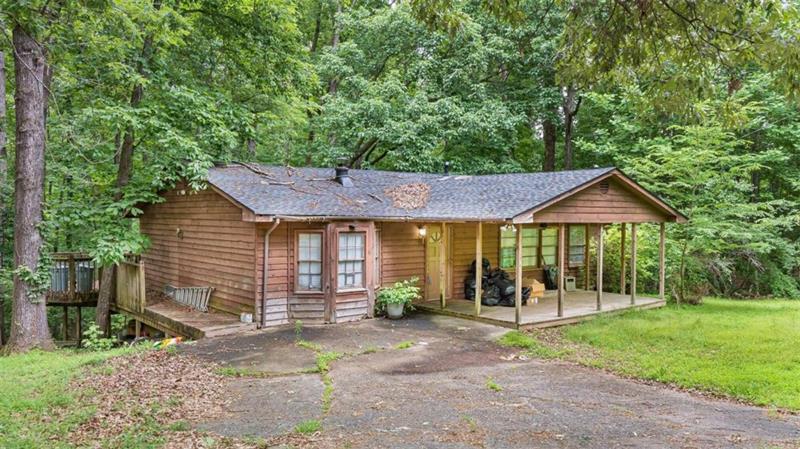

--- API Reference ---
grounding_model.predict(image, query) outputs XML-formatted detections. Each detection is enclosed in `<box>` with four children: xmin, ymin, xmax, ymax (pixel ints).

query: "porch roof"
<box><xmin>206</xmin><ymin>163</ymin><xmax>685</xmax><ymax>223</ymax></box>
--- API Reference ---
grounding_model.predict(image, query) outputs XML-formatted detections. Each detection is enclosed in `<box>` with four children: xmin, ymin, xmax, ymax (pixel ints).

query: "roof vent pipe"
<box><xmin>335</xmin><ymin>161</ymin><xmax>354</xmax><ymax>187</ymax></box>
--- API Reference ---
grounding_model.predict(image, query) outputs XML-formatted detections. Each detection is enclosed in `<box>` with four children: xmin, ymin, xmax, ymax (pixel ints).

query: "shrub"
<box><xmin>375</xmin><ymin>277</ymin><xmax>420</xmax><ymax>315</ymax></box>
<box><xmin>82</xmin><ymin>324</ymin><xmax>116</xmax><ymax>351</ymax></box>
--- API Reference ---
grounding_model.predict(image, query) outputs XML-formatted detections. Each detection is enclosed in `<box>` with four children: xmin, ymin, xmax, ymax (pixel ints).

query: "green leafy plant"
<box><xmin>375</xmin><ymin>277</ymin><xmax>421</xmax><ymax>315</ymax></box>
<box><xmin>485</xmin><ymin>377</ymin><xmax>503</xmax><ymax>392</ymax></box>
<box><xmin>82</xmin><ymin>324</ymin><xmax>116</xmax><ymax>351</ymax></box>
<box><xmin>294</xmin><ymin>320</ymin><xmax>303</xmax><ymax>341</ymax></box>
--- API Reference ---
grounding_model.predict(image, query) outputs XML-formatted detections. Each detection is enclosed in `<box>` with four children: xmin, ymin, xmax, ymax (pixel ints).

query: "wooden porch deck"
<box><xmin>417</xmin><ymin>290</ymin><xmax>665</xmax><ymax>329</ymax></box>
<box><xmin>126</xmin><ymin>300</ymin><xmax>256</xmax><ymax>340</ymax></box>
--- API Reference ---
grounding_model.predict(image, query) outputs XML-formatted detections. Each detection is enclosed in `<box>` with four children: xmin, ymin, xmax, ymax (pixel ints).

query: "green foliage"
<box><xmin>82</xmin><ymin>324</ymin><xmax>116</xmax><ymax>351</ymax></box>
<box><xmin>393</xmin><ymin>340</ymin><xmax>414</xmax><ymax>350</ymax></box>
<box><xmin>294</xmin><ymin>419</ymin><xmax>322</xmax><ymax>434</ymax></box>
<box><xmin>485</xmin><ymin>376</ymin><xmax>502</xmax><ymax>392</ymax></box>
<box><xmin>375</xmin><ymin>277</ymin><xmax>421</xmax><ymax>315</ymax></box>
<box><xmin>562</xmin><ymin>299</ymin><xmax>800</xmax><ymax>410</ymax></box>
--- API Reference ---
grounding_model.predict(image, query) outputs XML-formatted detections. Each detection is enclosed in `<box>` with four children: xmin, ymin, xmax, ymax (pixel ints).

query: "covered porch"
<box><xmin>418</xmin><ymin>290</ymin><xmax>665</xmax><ymax>329</ymax></box>
<box><xmin>411</xmin><ymin>171</ymin><xmax>682</xmax><ymax>329</ymax></box>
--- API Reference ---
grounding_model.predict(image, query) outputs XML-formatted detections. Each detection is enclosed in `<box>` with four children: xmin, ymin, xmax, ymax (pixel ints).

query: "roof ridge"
<box><xmin>221</xmin><ymin>162</ymin><xmax>616</xmax><ymax>178</ymax></box>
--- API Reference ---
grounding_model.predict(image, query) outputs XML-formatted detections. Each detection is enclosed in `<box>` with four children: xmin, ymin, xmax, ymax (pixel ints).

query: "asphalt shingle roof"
<box><xmin>206</xmin><ymin>164</ymin><xmax>619</xmax><ymax>221</ymax></box>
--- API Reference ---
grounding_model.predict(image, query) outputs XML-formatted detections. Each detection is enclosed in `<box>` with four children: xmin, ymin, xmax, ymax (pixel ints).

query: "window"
<box><xmin>569</xmin><ymin>225</ymin><xmax>587</xmax><ymax>265</ymax></box>
<box><xmin>500</xmin><ymin>227</ymin><xmax>539</xmax><ymax>268</ymax></box>
<box><xmin>338</xmin><ymin>232</ymin><xmax>365</xmax><ymax>289</ymax></box>
<box><xmin>297</xmin><ymin>233</ymin><xmax>323</xmax><ymax>291</ymax></box>
<box><xmin>540</xmin><ymin>227</ymin><xmax>558</xmax><ymax>265</ymax></box>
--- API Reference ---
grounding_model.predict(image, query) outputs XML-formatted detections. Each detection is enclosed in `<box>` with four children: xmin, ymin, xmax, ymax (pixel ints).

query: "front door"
<box><xmin>425</xmin><ymin>225</ymin><xmax>444</xmax><ymax>300</ymax></box>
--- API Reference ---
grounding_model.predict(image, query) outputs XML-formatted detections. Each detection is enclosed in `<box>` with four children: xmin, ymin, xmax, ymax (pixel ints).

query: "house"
<box><xmin>131</xmin><ymin>163</ymin><xmax>685</xmax><ymax>336</ymax></box>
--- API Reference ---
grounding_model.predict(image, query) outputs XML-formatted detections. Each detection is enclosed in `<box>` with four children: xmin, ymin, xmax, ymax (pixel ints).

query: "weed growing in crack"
<box><xmin>394</xmin><ymin>340</ymin><xmax>414</xmax><ymax>350</ymax></box>
<box><xmin>485</xmin><ymin>377</ymin><xmax>503</xmax><ymax>392</ymax></box>
<box><xmin>294</xmin><ymin>419</ymin><xmax>321</xmax><ymax>434</ymax></box>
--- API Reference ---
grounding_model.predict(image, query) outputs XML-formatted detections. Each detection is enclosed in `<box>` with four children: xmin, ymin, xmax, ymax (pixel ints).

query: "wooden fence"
<box><xmin>115</xmin><ymin>257</ymin><xmax>146</xmax><ymax>314</ymax></box>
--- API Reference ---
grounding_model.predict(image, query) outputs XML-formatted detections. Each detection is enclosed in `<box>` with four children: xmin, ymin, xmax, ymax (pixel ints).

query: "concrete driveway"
<box><xmin>184</xmin><ymin>313</ymin><xmax>800</xmax><ymax>449</ymax></box>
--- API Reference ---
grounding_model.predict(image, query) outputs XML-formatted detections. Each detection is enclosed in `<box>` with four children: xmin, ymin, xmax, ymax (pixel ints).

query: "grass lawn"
<box><xmin>555</xmin><ymin>298</ymin><xmax>800</xmax><ymax>410</ymax></box>
<box><xmin>0</xmin><ymin>348</ymin><xmax>129</xmax><ymax>449</ymax></box>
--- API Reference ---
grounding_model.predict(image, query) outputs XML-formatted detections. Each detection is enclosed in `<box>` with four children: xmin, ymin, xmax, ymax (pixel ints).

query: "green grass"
<box><xmin>561</xmin><ymin>298</ymin><xmax>800</xmax><ymax>410</ymax></box>
<box><xmin>296</xmin><ymin>339</ymin><xmax>323</xmax><ymax>352</ymax></box>
<box><xmin>393</xmin><ymin>340</ymin><xmax>414</xmax><ymax>350</ymax></box>
<box><xmin>0</xmin><ymin>348</ymin><xmax>130</xmax><ymax>448</ymax></box>
<box><xmin>496</xmin><ymin>330</ymin><xmax>566</xmax><ymax>358</ymax></box>
<box><xmin>294</xmin><ymin>419</ymin><xmax>322</xmax><ymax>434</ymax></box>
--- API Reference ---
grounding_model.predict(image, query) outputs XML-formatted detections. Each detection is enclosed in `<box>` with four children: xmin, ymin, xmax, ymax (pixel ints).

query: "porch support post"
<box><xmin>135</xmin><ymin>320</ymin><xmax>142</xmax><ymax>338</ymax></box>
<box><xmin>440</xmin><ymin>222</ymin><xmax>447</xmax><ymax>309</ymax></box>
<box><xmin>76</xmin><ymin>306</ymin><xmax>82</xmax><ymax>348</ymax></box>
<box><xmin>475</xmin><ymin>222</ymin><xmax>482</xmax><ymax>317</ymax></box>
<box><xmin>584</xmin><ymin>224</ymin><xmax>590</xmax><ymax>290</ymax></box>
<box><xmin>658</xmin><ymin>222</ymin><xmax>666</xmax><ymax>300</ymax></box>
<box><xmin>620</xmin><ymin>223</ymin><xmax>626</xmax><ymax>295</ymax></box>
<box><xmin>630</xmin><ymin>223</ymin><xmax>638</xmax><ymax>305</ymax></box>
<box><xmin>515</xmin><ymin>224</ymin><xmax>523</xmax><ymax>327</ymax></box>
<box><xmin>596</xmin><ymin>225</ymin><xmax>604</xmax><ymax>311</ymax></box>
<box><xmin>62</xmin><ymin>306</ymin><xmax>69</xmax><ymax>341</ymax></box>
<box><xmin>557</xmin><ymin>224</ymin><xmax>565</xmax><ymax>317</ymax></box>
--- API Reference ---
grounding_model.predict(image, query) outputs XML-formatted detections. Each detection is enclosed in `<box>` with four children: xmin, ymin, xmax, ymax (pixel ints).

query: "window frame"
<box><xmin>498</xmin><ymin>226</ymin><xmax>540</xmax><ymax>269</ymax></box>
<box><xmin>294</xmin><ymin>230</ymin><xmax>325</xmax><ymax>294</ymax></box>
<box><xmin>336</xmin><ymin>231</ymin><xmax>367</xmax><ymax>292</ymax></box>
<box><xmin>568</xmin><ymin>225</ymin><xmax>588</xmax><ymax>267</ymax></box>
<box><xmin>540</xmin><ymin>227</ymin><xmax>558</xmax><ymax>266</ymax></box>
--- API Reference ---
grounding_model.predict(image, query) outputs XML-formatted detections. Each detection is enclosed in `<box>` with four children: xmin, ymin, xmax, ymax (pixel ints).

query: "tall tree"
<box><xmin>95</xmin><ymin>0</ymin><xmax>162</xmax><ymax>334</ymax></box>
<box><xmin>7</xmin><ymin>24</ymin><xmax>54</xmax><ymax>352</ymax></box>
<box><xmin>0</xmin><ymin>50</ymin><xmax>6</xmax><ymax>346</ymax></box>
<box><xmin>562</xmin><ymin>85</ymin><xmax>581</xmax><ymax>170</ymax></box>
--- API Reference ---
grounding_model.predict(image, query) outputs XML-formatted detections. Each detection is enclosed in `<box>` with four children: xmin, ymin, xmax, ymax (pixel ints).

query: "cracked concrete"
<box><xmin>187</xmin><ymin>312</ymin><xmax>800</xmax><ymax>448</ymax></box>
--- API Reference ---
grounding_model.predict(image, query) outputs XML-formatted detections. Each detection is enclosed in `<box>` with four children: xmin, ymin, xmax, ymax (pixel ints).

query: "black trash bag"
<box><xmin>543</xmin><ymin>265</ymin><xmax>558</xmax><ymax>290</ymax></box>
<box><xmin>481</xmin><ymin>283</ymin><xmax>501</xmax><ymax>306</ymax></box>
<box><xmin>496</xmin><ymin>285</ymin><xmax>531</xmax><ymax>307</ymax></box>
<box><xmin>494</xmin><ymin>276</ymin><xmax>516</xmax><ymax>301</ymax></box>
<box><xmin>464</xmin><ymin>278</ymin><xmax>476</xmax><ymax>300</ymax></box>
<box><xmin>469</xmin><ymin>258</ymin><xmax>492</xmax><ymax>276</ymax></box>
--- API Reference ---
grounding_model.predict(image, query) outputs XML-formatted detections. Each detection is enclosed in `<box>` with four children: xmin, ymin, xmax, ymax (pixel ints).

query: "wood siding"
<box><xmin>532</xmin><ymin>178</ymin><xmax>669</xmax><ymax>223</ymax></box>
<box><xmin>254</xmin><ymin>221</ymin><xmax>376</xmax><ymax>326</ymax></box>
<box><xmin>378</xmin><ymin>222</ymin><xmax>425</xmax><ymax>287</ymax></box>
<box><xmin>140</xmin><ymin>186</ymin><xmax>257</xmax><ymax>316</ymax></box>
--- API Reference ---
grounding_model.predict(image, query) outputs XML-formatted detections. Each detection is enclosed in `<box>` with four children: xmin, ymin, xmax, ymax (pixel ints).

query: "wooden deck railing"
<box><xmin>115</xmin><ymin>256</ymin><xmax>146</xmax><ymax>314</ymax></box>
<box><xmin>46</xmin><ymin>253</ymin><xmax>100</xmax><ymax>305</ymax></box>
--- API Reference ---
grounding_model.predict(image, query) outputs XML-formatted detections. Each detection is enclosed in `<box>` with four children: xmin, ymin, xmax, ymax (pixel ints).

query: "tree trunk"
<box><xmin>327</xmin><ymin>0</ymin><xmax>342</xmax><ymax>95</ymax></box>
<box><xmin>562</xmin><ymin>86</ymin><xmax>581</xmax><ymax>171</ymax></box>
<box><xmin>7</xmin><ymin>25</ymin><xmax>54</xmax><ymax>352</ymax></box>
<box><xmin>96</xmin><ymin>0</ymin><xmax>161</xmax><ymax>333</ymax></box>
<box><xmin>0</xmin><ymin>51</ymin><xmax>7</xmax><ymax>346</ymax></box>
<box><xmin>542</xmin><ymin>117</ymin><xmax>556</xmax><ymax>172</ymax></box>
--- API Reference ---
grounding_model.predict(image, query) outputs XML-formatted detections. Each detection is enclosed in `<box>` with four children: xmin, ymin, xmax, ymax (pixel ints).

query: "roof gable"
<box><xmin>515</xmin><ymin>173</ymin><xmax>681</xmax><ymax>223</ymax></box>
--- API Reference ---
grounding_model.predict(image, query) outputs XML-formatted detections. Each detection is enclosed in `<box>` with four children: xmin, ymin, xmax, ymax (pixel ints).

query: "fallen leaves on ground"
<box><xmin>68</xmin><ymin>349</ymin><xmax>230</xmax><ymax>447</ymax></box>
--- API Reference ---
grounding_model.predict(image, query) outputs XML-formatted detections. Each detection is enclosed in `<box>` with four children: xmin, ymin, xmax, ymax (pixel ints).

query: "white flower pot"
<box><xmin>386</xmin><ymin>302</ymin><xmax>405</xmax><ymax>319</ymax></box>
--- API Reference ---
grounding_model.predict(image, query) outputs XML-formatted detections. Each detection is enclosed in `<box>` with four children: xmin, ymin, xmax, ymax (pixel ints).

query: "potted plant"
<box><xmin>376</xmin><ymin>277</ymin><xmax>420</xmax><ymax>319</ymax></box>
